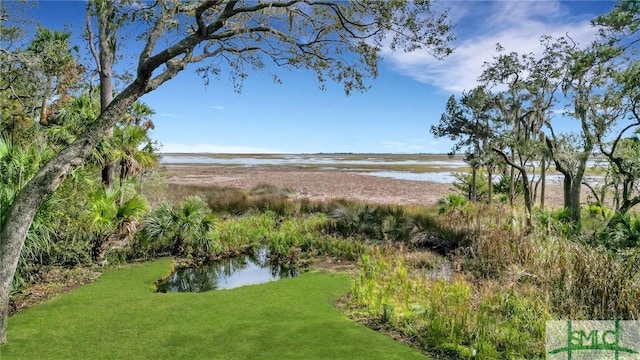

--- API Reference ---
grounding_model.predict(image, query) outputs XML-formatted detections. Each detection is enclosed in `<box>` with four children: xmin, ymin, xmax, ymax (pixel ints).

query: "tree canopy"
<box><xmin>0</xmin><ymin>0</ymin><xmax>455</xmax><ymax>344</ymax></box>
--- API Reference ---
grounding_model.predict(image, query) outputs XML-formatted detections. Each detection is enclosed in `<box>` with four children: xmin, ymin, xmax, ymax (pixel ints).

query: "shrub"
<box><xmin>437</xmin><ymin>193</ymin><xmax>468</xmax><ymax>213</ymax></box>
<box><xmin>350</xmin><ymin>247</ymin><xmax>550</xmax><ymax>358</ymax></box>
<box><xmin>492</xmin><ymin>173</ymin><xmax>524</xmax><ymax>198</ymax></box>
<box><xmin>249</xmin><ymin>184</ymin><xmax>292</xmax><ymax>197</ymax></box>
<box><xmin>327</xmin><ymin>203</ymin><xmax>412</xmax><ymax>242</ymax></box>
<box><xmin>598</xmin><ymin>212</ymin><xmax>640</xmax><ymax>249</ymax></box>
<box><xmin>137</xmin><ymin>196</ymin><xmax>217</xmax><ymax>259</ymax></box>
<box><xmin>451</xmin><ymin>171</ymin><xmax>489</xmax><ymax>202</ymax></box>
<box><xmin>463</xmin><ymin>209</ymin><xmax>640</xmax><ymax>320</ymax></box>
<box><xmin>534</xmin><ymin>208</ymin><xmax>576</xmax><ymax>237</ymax></box>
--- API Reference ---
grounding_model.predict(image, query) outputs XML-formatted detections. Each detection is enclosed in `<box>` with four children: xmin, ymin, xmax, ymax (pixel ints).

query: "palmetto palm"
<box><xmin>0</xmin><ymin>138</ymin><xmax>56</xmax><ymax>289</ymax></box>
<box><xmin>112</xmin><ymin>124</ymin><xmax>159</xmax><ymax>203</ymax></box>
<box><xmin>48</xmin><ymin>93</ymin><xmax>100</xmax><ymax>144</ymax></box>
<box><xmin>0</xmin><ymin>137</ymin><xmax>54</xmax><ymax>191</ymax></box>
<box><xmin>127</xmin><ymin>101</ymin><xmax>155</xmax><ymax>130</ymax></box>
<box><xmin>140</xmin><ymin>196</ymin><xmax>217</xmax><ymax>257</ymax></box>
<box><xmin>604</xmin><ymin>213</ymin><xmax>640</xmax><ymax>249</ymax></box>
<box><xmin>46</xmin><ymin>92</ymin><xmax>119</xmax><ymax>172</ymax></box>
<box><xmin>88</xmin><ymin>187</ymin><xmax>149</xmax><ymax>260</ymax></box>
<box><xmin>27</xmin><ymin>26</ymin><xmax>80</xmax><ymax>126</ymax></box>
<box><xmin>113</xmin><ymin>125</ymin><xmax>157</xmax><ymax>179</ymax></box>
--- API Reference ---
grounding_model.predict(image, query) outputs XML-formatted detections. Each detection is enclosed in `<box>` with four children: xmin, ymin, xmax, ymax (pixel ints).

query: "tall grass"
<box><xmin>210</xmin><ymin>211</ymin><xmax>366</xmax><ymax>262</ymax></box>
<box><xmin>163</xmin><ymin>183</ymin><xmax>298</xmax><ymax>215</ymax></box>
<box><xmin>350</xmin><ymin>247</ymin><xmax>549</xmax><ymax>358</ymax></box>
<box><xmin>134</xmin><ymin>203</ymin><xmax>366</xmax><ymax>266</ymax></box>
<box><xmin>466</xmin><ymin>223</ymin><xmax>640</xmax><ymax>320</ymax></box>
<box><xmin>349</xmin><ymin>202</ymin><xmax>640</xmax><ymax>357</ymax></box>
<box><xmin>147</xmin><ymin>183</ymin><xmax>640</xmax><ymax>356</ymax></box>
<box><xmin>268</xmin><ymin>213</ymin><xmax>364</xmax><ymax>262</ymax></box>
<box><xmin>211</xmin><ymin>211</ymin><xmax>277</xmax><ymax>254</ymax></box>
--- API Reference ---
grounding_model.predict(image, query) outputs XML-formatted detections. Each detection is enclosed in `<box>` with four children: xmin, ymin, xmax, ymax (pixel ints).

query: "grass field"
<box><xmin>0</xmin><ymin>259</ymin><xmax>427</xmax><ymax>359</ymax></box>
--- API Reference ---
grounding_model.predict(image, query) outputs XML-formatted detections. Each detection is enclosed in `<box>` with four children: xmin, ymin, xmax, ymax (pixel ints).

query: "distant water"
<box><xmin>161</xmin><ymin>153</ymin><xmax>469</xmax><ymax>183</ymax></box>
<box><xmin>363</xmin><ymin>171</ymin><xmax>458</xmax><ymax>183</ymax></box>
<box><xmin>160</xmin><ymin>154</ymin><xmax>603</xmax><ymax>184</ymax></box>
<box><xmin>160</xmin><ymin>154</ymin><xmax>465</xmax><ymax>167</ymax></box>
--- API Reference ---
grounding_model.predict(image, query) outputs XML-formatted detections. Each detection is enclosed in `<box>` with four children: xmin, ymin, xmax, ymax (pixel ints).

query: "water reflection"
<box><xmin>364</xmin><ymin>171</ymin><xmax>457</xmax><ymax>183</ymax></box>
<box><xmin>156</xmin><ymin>248</ymin><xmax>297</xmax><ymax>293</ymax></box>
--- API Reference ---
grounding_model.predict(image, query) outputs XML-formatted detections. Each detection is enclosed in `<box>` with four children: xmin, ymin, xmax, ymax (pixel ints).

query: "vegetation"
<box><xmin>351</xmin><ymin>248</ymin><xmax>549</xmax><ymax>358</ymax></box>
<box><xmin>1</xmin><ymin>260</ymin><xmax>426</xmax><ymax>359</ymax></box>
<box><xmin>0</xmin><ymin>0</ymin><xmax>455</xmax><ymax>343</ymax></box>
<box><xmin>5</xmin><ymin>179</ymin><xmax>638</xmax><ymax>358</ymax></box>
<box><xmin>1</xmin><ymin>0</ymin><xmax>639</xmax><ymax>358</ymax></box>
<box><xmin>431</xmin><ymin>0</ymin><xmax>640</xmax><ymax>230</ymax></box>
<box><xmin>349</xmin><ymin>203</ymin><xmax>640</xmax><ymax>358</ymax></box>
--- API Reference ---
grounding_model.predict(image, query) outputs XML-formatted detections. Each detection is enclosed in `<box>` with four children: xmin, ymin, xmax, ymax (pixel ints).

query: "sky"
<box><xmin>21</xmin><ymin>1</ymin><xmax>617</xmax><ymax>154</ymax></box>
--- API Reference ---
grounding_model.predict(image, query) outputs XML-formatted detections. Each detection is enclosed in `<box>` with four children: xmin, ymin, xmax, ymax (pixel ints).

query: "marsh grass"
<box><xmin>133</xmin><ymin>205</ymin><xmax>366</xmax><ymax>268</ymax></box>
<box><xmin>349</xmin><ymin>203</ymin><xmax>640</xmax><ymax>358</ymax></box>
<box><xmin>349</xmin><ymin>247</ymin><xmax>549</xmax><ymax>358</ymax></box>
<box><xmin>137</xmin><ymin>183</ymin><xmax>639</xmax><ymax>358</ymax></box>
<box><xmin>163</xmin><ymin>183</ymin><xmax>293</xmax><ymax>215</ymax></box>
<box><xmin>465</xmin><ymin>221</ymin><xmax>640</xmax><ymax>320</ymax></box>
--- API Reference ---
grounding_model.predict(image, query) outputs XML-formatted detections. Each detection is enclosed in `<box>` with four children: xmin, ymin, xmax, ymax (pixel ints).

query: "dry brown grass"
<box><xmin>462</xmin><ymin>215</ymin><xmax>640</xmax><ymax>320</ymax></box>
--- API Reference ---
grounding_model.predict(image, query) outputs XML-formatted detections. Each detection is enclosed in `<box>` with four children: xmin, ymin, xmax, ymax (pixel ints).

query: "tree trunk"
<box><xmin>569</xmin><ymin>180</ymin><xmax>582</xmax><ymax>228</ymax></box>
<box><xmin>38</xmin><ymin>78</ymin><xmax>52</xmax><ymax>126</ymax></box>
<box><xmin>522</xmin><ymin>172</ymin><xmax>533</xmax><ymax>229</ymax></box>
<box><xmin>471</xmin><ymin>165</ymin><xmax>477</xmax><ymax>204</ymax></box>
<box><xmin>99</xmin><ymin>60</ymin><xmax>116</xmax><ymax>188</ymax></box>
<box><xmin>0</xmin><ymin>81</ymin><xmax>143</xmax><ymax>344</ymax></box>
<box><xmin>93</xmin><ymin>1</ymin><xmax>117</xmax><ymax>188</ymax></box>
<box><xmin>563</xmin><ymin>176</ymin><xmax>572</xmax><ymax>209</ymax></box>
<box><xmin>540</xmin><ymin>155</ymin><xmax>546</xmax><ymax>210</ymax></box>
<box><xmin>509</xmin><ymin>164</ymin><xmax>515</xmax><ymax>207</ymax></box>
<box><xmin>99</xmin><ymin>68</ymin><xmax>115</xmax><ymax>187</ymax></box>
<box><xmin>487</xmin><ymin>167</ymin><xmax>493</xmax><ymax>206</ymax></box>
<box><xmin>0</xmin><ymin>274</ymin><xmax>8</xmax><ymax>343</ymax></box>
<box><xmin>492</xmin><ymin>147</ymin><xmax>532</xmax><ymax>229</ymax></box>
<box><xmin>102</xmin><ymin>160</ymin><xmax>116</xmax><ymax>188</ymax></box>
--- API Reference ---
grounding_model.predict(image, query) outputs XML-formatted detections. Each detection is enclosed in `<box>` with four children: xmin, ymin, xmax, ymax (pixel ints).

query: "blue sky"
<box><xmin>23</xmin><ymin>1</ymin><xmax>616</xmax><ymax>153</ymax></box>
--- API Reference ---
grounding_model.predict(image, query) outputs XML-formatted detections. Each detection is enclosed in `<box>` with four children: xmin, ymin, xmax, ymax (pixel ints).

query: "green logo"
<box><xmin>547</xmin><ymin>320</ymin><xmax>640</xmax><ymax>359</ymax></box>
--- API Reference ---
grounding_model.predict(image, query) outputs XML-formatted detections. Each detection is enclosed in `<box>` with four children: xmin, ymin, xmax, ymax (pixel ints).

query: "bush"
<box><xmin>598</xmin><ymin>212</ymin><xmax>640</xmax><ymax>249</ymax></box>
<box><xmin>437</xmin><ymin>193</ymin><xmax>469</xmax><ymax>214</ymax></box>
<box><xmin>534</xmin><ymin>208</ymin><xmax>576</xmax><ymax>236</ymax></box>
<box><xmin>350</xmin><ymin>247</ymin><xmax>550</xmax><ymax>358</ymax></box>
<box><xmin>136</xmin><ymin>196</ymin><xmax>217</xmax><ymax>259</ymax></box>
<box><xmin>327</xmin><ymin>203</ymin><xmax>413</xmax><ymax>242</ymax></box>
<box><xmin>492</xmin><ymin>173</ymin><xmax>524</xmax><ymax>198</ymax></box>
<box><xmin>451</xmin><ymin>171</ymin><xmax>489</xmax><ymax>202</ymax></box>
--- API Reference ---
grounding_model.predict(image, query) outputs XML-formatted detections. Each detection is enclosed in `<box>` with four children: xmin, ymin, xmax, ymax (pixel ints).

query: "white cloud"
<box><xmin>380</xmin><ymin>141</ymin><xmax>426</xmax><ymax>153</ymax></box>
<box><xmin>160</xmin><ymin>143</ymin><xmax>282</xmax><ymax>154</ymax></box>
<box><xmin>158</xmin><ymin>113</ymin><xmax>178</xmax><ymax>118</ymax></box>
<box><xmin>382</xmin><ymin>1</ymin><xmax>600</xmax><ymax>93</ymax></box>
<box><xmin>209</xmin><ymin>105</ymin><xmax>224</xmax><ymax>110</ymax></box>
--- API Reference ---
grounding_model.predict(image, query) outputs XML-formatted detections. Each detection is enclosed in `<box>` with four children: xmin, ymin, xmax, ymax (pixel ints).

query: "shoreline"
<box><xmin>161</xmin><ymin>164</ymin><xmax>571</xmax><ymax>208</ymax></box>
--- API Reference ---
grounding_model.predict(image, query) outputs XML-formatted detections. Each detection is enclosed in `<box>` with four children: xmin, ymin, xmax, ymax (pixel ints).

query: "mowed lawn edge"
<box><xmin>0</xmin><ymin>259</ymin><xmax>427</xmax><ymax>359</ymax></box>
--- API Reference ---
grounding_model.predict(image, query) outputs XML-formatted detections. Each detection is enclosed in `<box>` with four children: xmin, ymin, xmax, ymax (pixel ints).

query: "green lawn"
<box><xmin>0</xmin><ymin>259</ymin><xmax>426</xmax><ymax>359</ymax></box>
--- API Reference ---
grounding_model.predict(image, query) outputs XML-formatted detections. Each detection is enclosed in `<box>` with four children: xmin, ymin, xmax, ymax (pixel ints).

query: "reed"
<box><xmin>349</xmin><ymin>247</ymin><xmax>549</xmax><ymax>358</ymax></box>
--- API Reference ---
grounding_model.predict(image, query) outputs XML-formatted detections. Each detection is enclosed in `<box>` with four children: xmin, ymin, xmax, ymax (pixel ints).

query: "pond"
<box><xmin>156</xmin><ymin>248</ymin><xmax>298</xmax><ymax>293</ymax></box>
